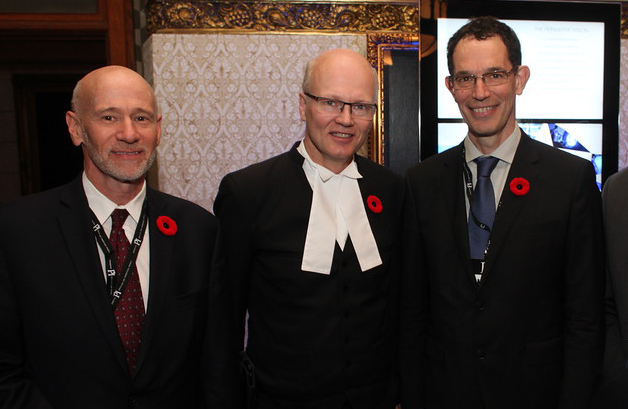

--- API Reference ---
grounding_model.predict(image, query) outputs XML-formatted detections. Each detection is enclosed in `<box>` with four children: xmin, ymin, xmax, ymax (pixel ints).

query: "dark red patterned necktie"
<box><xmin>110</xmin><ymin>208</ymin><xmax>145</xmax><ymax>375</ymax></box>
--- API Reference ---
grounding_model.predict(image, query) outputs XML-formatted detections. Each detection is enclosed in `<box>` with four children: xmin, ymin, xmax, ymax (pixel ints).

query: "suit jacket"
<box><xmin>400</xmin><ymin>132</ymin><xmax>604</xmax><ymax>409</ymax></box>
<box><xmin>590</xmin><ymin>167</ymin><xmax>628</xmax><ymax>408</ymax></box>
<box><xmin>214</xmin><ymin>145</ymin><xmax>404</xmax><ymax>409</ymax></box>
<box><xmin>0</xmin><ymin>176</ymin><xmax>241</xmax><ymax>409</ymax></box>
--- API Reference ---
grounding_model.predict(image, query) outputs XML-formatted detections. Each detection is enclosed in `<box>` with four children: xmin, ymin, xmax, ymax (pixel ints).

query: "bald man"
<box><xmin>214</xmin><ymin>49</ymin><xmax>403</xmax><ymax>409</ymax></box>
<box><xmin>0</xmin><ymin>66</ymin><xmax>241</xmax><ymax>409</ymax></box>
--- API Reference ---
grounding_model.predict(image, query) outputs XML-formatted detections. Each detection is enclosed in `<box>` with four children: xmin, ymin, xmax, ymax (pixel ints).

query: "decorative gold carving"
<box><xmin>622</xmin><ymin>3</ymin><xmax>628</xmax><ymax>39</ymax></box>
<box><xmin>366</xmin><ymin>32</ymin><xmax>417</xmax><ymax>66</ymax></box>
<box><xmin>367</xmin><ymin>32</ymin><xmax>418</xmax><ymax>165</ymax></box>
<box><xmin>147</xmin><ymin>1</ymin><xmax>418</xmax><ymax>34</ymax></box>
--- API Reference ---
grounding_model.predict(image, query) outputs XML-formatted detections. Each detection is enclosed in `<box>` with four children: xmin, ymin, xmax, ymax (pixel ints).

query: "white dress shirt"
<box><xmin>464</xmin><ymin>125</ymin><xmax>521</xmax><ymax>214</ymax></box>
<box><xmin>82</xmin><ymin>173</ymin><xmax>150</xmax><ymax>308</ymax></box>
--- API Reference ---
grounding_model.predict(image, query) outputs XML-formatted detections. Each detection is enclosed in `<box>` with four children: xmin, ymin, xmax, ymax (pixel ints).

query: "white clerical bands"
<box><xmin>298</xmin><ymin>142</ymin><xmax>382</xmax><ymax>275</ymax></box>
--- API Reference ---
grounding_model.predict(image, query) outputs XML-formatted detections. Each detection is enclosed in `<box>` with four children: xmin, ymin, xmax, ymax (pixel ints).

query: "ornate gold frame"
<box><xmin>366</xmin><ymin>32</ymin><xmax>418</xmax><ymax>164</ymax></box>
<box><xmin>622</xmin><ymin>3</ymin><xmax>628</xmax><ymax>38</ymax></box>
<box><xmin>147</xmin><ymin>1</ymin><xmax>418</xmax><ymax>35</ymax></box>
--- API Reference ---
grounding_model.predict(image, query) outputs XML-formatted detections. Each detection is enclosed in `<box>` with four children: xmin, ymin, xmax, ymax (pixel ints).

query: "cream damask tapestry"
<box><xmin>143</xmin><ymin>33</ymin><xmax>365</xmax><ymax>212</ymax></box>
<box><xmin>620</xmin><ymin>39</ymin><xmax>628</xmax><ymax>169</ymax></box>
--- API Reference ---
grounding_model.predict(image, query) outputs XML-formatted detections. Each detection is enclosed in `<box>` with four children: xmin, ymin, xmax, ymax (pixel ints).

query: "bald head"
<box><xmin>302</xmin><ymin>48</ymin><xmax>378</xmax><ymax>103</ymax></box>
<box><xmin>298</xmin><ymin>48</ymin><xmax>378</xmax><ymax>173</ymax></box>
<box><xmin>65</xmin><ymin>65</ymin><xmax>162</xmax><ymax>204</ymax></box>
<box><xmin>71</xmin><ymin>66</ymin><xmax>157</xmax><ymax>119</ymax></box>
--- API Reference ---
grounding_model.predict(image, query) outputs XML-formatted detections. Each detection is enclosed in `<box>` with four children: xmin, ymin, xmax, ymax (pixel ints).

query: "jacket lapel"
<box><xmin>57</xmin><ymin>177</ymin><xmax>128</xmax><ymax>370</ymax></box>
<box><xmin>481</xmin><ymin>133</ymin><xmax>541</xmax><ymax>286</ymax></box>
<box><xmin>440</xmin><ymin>144</ymin><xmax>478</xmax><ymax>287</ymax></box>
<box><xmin>135</xmin><ymin>188</ymin><xmax>174</xmax><ymax>374</ymax></box>
<box><xmin>354</xmin><ymin>156</ymin><xmax>386</xmax><ymax>243</ymax></box>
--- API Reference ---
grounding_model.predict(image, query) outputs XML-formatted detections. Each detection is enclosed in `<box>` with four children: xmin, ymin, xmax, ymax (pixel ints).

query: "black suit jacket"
<box><xmin>590</xmin><ymin>167</ymin><xmax>628</xmax><ymax>408</ymax></box>
<box><xmin>214</xmin><ymin>145</ymin><xmax>403</xmax><ymax>409</ymax></box>
<box><xmin>400</xmin><ymin>133</ymin><xmax>604</xmax><ymax>409</ymax></box>
<box><xmin>0</xmin><ymin>176</ymin><xmax>241</xmax><ymax>409</ymax></box>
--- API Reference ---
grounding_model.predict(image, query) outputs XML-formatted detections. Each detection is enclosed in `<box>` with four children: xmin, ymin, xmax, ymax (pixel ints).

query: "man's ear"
<box><xmin>445</xmin><ymin>76</ymin><xmax>455</xmax><ymax>96</ymax></box>
<box><xmin>156</xmin><ymin>114</ymin><xmax>162</xmax><ymax>146</ymax></box>
<box><xmin>515</xmin><ymin>65</ymin><xmax>531</xmax><ymax>96</ymax></box>
<box><xmin>298</xmin><ymin>93</ymin><xmax>307</xmax><ymax>122</ymax></box>
<box><xmin>66</xmin><ymin>111</ymin><xmax>84</xmax><ymax>147</ymax></box>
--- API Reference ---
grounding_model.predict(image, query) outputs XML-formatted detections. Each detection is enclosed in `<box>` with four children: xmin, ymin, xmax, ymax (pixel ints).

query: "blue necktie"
<box><xmin>468</xmin><ymin>156</ymin><xmax>499</xmax><ymax>260</ymax></box>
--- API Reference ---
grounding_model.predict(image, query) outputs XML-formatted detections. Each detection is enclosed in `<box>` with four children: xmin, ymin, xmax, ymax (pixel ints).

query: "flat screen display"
<box><xmin>420</xmin><ymin>0</ymin><xmax>620</xmax><ymax>187</ymax></box>
<box><xmin>437</xmin><ymin>19</ymin><xmax>605</xmax><ymax>120</ymax></box>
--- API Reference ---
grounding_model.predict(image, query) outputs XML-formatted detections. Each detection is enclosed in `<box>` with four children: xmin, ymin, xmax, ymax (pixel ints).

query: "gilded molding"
<box><xmin>366</xmin><ymin>31</ymin><xmax>417</xmax><ymax>66</ymax></box>
<box><xmin>366</xmin><ymin>32</ymin><xmax>418</xmax><ymax>164</ymax></box>
<box><xmin>146</xmin><ymin>1</ymin><xmax>418</xmax><ymax>34</ymax></box>
<box><xmin>622</xmin><ymin>3</ymin><xmax>628</xmax><ymax>39</ymax></box>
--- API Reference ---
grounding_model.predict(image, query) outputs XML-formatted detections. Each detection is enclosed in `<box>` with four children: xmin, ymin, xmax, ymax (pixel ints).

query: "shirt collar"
<box><xmin>296</xmin><ymin>140</ymin><xmax>362</xmax><ymax>182</ymax></box>
<box><xmin>464</xmin><ymin>125</ymin><xmax>521</xmax><ymax>164</ymax></box>
<box><xmin>82</xmin><ymin>172</ymin><xmax>147</xmax><ymax>225</ymax></box>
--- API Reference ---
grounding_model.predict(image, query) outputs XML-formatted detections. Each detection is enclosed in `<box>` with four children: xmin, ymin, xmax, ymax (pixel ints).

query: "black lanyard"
<box><xmin>90</xmin><ymin>199</ymin><xmax>148</xmax><ymax>309</ymax></box>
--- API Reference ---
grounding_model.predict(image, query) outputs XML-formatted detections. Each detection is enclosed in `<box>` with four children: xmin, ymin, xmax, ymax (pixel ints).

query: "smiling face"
<box><xmin>299</xmin><ymin>49</ymin><xmax>376</xmax><ymax>173</ymax></box>
<box><xmin>447</xmin><ymin>36</ymin><xmax>529</xmax><ymax>153</ymax></box>
<box><xmin>66</xmin><ymin>66</ymin><xmax>161</xmax><ymax>195</ymax></box>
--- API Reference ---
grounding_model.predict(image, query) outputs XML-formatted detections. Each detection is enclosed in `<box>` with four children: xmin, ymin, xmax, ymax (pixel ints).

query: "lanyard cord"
<box><xmin>90</xmin><ymin>199</ymin><xmax>148</xmax><ymax>308</ymax></box>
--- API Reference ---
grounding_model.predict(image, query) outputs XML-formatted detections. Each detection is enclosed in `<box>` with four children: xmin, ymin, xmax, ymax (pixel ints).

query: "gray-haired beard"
<box><xmin>82</xmin><ymin>128</ymin><xmax>156</xmax><ymax>183</ymax></box>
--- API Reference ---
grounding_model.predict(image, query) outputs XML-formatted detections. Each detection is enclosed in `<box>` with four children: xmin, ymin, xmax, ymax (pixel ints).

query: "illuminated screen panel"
<box><xmin>423</xmin><ymin>0</ymin><xmax>620</xmax><ymax>187</ymax></box>
<box><xmin>437</xmin><ymin>18</ymin><xmax>605</xmax><ymax>120</ymax></box>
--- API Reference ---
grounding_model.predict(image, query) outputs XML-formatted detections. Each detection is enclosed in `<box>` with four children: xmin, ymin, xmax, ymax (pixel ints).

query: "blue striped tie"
<box><xmin>468</xmin><ymin>156</ymin><xmax>499</xmax><ymax>260</ymax></box>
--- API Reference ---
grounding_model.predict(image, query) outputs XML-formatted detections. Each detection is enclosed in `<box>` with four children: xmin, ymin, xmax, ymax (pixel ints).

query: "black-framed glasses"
<box><xmin>448</xmin><ymin>67</ymin><xmax>519</xmax><ymax>90</ymax></box>
<box><xmin>303</xmin><ymin>92</ymin><xmax>376</xmax><ymax>119</ymax></box>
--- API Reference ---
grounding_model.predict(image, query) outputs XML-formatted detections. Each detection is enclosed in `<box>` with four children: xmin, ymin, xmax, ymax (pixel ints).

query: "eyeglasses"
<box><xmin>303</xmin><ymin>92</ymin><xmax>376</xmax><ymax>120</ymax></box>
<box><xmin>448</xmin><ymin>67</ymin><xmax>518</xmax><ymax>90</ymax></box>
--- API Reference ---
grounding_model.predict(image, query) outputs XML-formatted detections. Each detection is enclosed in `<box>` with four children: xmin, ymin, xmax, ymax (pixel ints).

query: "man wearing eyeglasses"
<box><xmin>214</xmin><ymin>48</ymin><xmax>403</xmax><ymax>409</ymax></box>
<box><xmin>399</xmin><ymin>16</ymin><xmax>603</xmax><ymax>409</ymax></box>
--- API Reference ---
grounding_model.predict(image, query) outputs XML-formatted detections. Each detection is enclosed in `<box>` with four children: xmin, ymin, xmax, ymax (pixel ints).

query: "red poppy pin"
<box><xmin>509</xmin><ymin>177</ymin><xmax>530</xmax><ymax>196</ymax></box>
<box><xmin>366</xmin><ymin>195</ymin><xmax>383</xmax><ymax>214</ymax></box>
<box><xmin>156</xmin><ymin>215</ymin><xmax>178</xmax><ymax>236</ymax></box>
